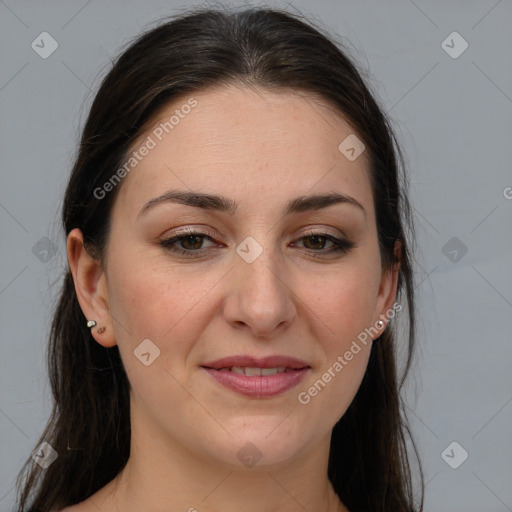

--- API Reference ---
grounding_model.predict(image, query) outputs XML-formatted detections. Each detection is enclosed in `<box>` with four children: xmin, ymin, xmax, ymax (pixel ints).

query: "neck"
<box><xmin>95</xmin><ymin>402</ymin><xmax>348</xmax><ymax>512</ymax></box>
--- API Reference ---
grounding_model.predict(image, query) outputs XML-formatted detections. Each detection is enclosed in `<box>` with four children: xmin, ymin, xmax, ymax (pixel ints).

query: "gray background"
<box><xmin>1</xmin><ymin>0</ymin><xmax>511</xmax><ymax>510</ymax></box>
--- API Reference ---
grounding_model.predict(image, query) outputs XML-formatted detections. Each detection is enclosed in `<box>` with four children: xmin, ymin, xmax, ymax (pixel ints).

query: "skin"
<box><xmin>63</xmin><ymin>84</ymin><xmax>400</xmax><ymax>512</ymax></box>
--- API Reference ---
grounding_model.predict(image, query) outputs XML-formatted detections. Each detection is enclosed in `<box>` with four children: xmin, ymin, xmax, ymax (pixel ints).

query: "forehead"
<box><xmin>112</xmin><ymin>84</ymin><xmax>373</xmax><ymax>219</ymax></box>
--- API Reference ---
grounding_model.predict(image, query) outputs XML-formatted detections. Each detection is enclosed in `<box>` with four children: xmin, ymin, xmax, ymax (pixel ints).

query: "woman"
<box><xmin>15</xmin><ymin>6</ymin><xmax>424</xmax><ymax>512</ymax></box>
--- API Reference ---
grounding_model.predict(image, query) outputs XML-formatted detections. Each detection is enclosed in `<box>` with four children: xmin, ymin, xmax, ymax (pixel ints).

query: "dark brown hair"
<box><xmin>15</xmin><ymin>5</ymin><xmax>424</xmax><ymax>511</ymax></box>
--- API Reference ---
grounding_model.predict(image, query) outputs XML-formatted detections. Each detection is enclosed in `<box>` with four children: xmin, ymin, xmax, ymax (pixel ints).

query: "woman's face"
<box><xmin>88</xmin><ymin>84</ymin><xmax>398</xmax><ymax>468</ymax></box>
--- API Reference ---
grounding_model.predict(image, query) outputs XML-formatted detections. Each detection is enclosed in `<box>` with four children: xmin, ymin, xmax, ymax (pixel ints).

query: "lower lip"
<box><xmin>202</xmin><ymin>367</ymin><xmax>310</xmax><ymax>398</ymax></box>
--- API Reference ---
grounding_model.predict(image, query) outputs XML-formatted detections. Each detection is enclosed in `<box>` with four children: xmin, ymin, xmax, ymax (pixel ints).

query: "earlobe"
<box><xmin>66</xmin><ymin>228</ymin><xmax>117</xmax><ymax>347</ymax></box>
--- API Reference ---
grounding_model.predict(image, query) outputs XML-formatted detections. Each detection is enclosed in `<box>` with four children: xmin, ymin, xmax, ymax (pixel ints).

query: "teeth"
<box><xmin>222</xmin><ymin>366</ymin><xmax>287</xmax><ymax>376</ymax></box>
<box><xmin>261</xmin><ymin>367</ymin><xmax>281</xmax><ymax>376</ymax></box>
<box><xmin>245</xmin><ymin>367</ymin><xmax>262</xmax><ymax>376</ymax></box>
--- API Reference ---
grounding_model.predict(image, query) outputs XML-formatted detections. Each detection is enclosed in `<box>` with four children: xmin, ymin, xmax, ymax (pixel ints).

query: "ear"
<box><xmin>372</xmin><ymin>240</ymin><xmax>402</xmax><ymax>336</ymax></box>
<box><xmin>66</xmin><ymin>228</ymin><xmax>117</xmax><ymax>347</ymax></box>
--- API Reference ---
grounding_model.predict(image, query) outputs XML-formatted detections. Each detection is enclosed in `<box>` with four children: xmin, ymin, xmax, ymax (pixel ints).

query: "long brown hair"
<box><xmin>15</xmin><ymin>5</ymin><xmax>424</xmax><ymax>511</ymax></box>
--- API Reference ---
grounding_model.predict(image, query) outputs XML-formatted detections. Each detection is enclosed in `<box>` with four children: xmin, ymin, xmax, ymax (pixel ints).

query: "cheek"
<box><xmin>293</xmin><ymin>261</ymin><xmax>378</xmax><ymax>414</ymax></box>
<box><xmin>314</xmin><ymin>345</ymin><xmax>372</xmax><ymax>424</ymax></box>
<box><xmin>298</xmin><ymin>279</ymin><xmax>374</xmax><ymax>425</ymax></box>
<box><xmin>106</xmin><ymin>249</ymin><xmax>228</xmax><ymax>360</ymax></box>
<box><xmin>105</xmin><ymin>261</ymin><xmax>221</xmax><ymax>412</ymax></box>
<box><xmin>301</xmin><ymin>260</ymin><xmax>380</xmax><ymax>342</ymax></box>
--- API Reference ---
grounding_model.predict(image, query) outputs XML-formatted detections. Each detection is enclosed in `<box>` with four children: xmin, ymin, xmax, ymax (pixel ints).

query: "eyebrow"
<box><xmin>137</xmin><ymin>189</ymin><xmax>366</xmax><ymax>219</ymax></box>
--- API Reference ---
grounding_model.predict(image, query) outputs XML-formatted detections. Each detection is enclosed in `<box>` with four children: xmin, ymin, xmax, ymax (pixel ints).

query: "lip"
<box><xmin>201</xmin><ymin>355</ymin><xmax>311</xmax><ymax>398</ymax></box>
<box><xmin>202</xmin><ymin>355</ymin><xmax>310</xmax><ymax>370</ymax></box>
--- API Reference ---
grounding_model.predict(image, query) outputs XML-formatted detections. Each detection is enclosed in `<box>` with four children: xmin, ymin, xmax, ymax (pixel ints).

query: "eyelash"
<box><xmin>158</xmin><ymin>228</ymin><xmax>355</xmax><ymax>259</ymax></box>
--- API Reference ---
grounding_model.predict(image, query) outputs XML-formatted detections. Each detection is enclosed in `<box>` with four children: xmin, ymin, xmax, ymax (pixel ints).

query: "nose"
<box><xmin>222</xmin><ymin>244</ymin><xmax>297</xmax><ymax>338</ymax></box>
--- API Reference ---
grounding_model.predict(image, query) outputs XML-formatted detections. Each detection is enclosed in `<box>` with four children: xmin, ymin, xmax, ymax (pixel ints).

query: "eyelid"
<box><xmin>158</xmin><ymin>226</ymin><xmax>356</xmax><ymax>261</ymax></box>
<box><xmin>162</xmin><ymin>225</ymin><xmax>221</xmax><ymax>240</ymax></box>
<box><xmin>161</xmin><ymin>225</ymin><xmax>347</xmax><ymax>243</ymax></box>
<box><xmin>300</xmin><ymin>226</ymin><xmax>346</xmax><ymax>239</ymax></box>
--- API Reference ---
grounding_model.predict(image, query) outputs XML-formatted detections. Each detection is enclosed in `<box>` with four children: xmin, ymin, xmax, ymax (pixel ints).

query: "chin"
<box><xmin>221</xmin><ymin>424</ymin><xmax>311</xmax><ymax>469</ymax></box>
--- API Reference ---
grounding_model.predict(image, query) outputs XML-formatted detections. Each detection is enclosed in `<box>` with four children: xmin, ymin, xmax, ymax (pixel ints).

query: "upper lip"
<box><xmin>201</xmin><ymin>355</ymin><xmax>310</xmax><ymax>370</ymax></box>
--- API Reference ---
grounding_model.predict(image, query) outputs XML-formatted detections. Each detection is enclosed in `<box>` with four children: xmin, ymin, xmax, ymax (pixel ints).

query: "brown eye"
<box><xmin>292</xmin><ymin>232</ymin><xmax>355</xmax><ymax>256</ymax></box>
<box><xmin>159</xmin><ymin>229</ymin><xmax>219</xmax><ymax>258</ymax></box>
<box><xmin>302</xmin><ymin>235</ymin><xmax>330</xmax><ymax>250</ymax></box>
<box><xmin>178</xmin><ymin>234</ymin><xmax>206</xmax><ymax>250</ymax></box>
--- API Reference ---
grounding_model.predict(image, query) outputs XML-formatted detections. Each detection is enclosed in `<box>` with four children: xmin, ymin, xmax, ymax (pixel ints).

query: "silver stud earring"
<box><xmin>87</xmin><ymin>320</ymin><xmax>97</xmax><ymax>328</ymax></box>
<box><xmin>377</xmin><ymin>320</ymin><xmax>384</xmax><ymax>329</ymax></box>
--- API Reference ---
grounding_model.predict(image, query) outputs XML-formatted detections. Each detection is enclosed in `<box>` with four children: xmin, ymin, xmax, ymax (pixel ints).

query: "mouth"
<box><xmin>200</xmin><ymin>355</ymin><xmax>311</xmax><ymax>398</ymax></box>
<box><xmin>212</xmin><ymin>366</ymin><xmax>299</xmax><ymax>376</ymax></box>
<box><xmin>202</xmin><ymin>354</ymin><xmax>310</xmax><ymax>371</ymax></box>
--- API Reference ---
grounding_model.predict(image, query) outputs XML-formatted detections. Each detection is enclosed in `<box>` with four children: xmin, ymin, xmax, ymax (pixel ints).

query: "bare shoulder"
<box><xmin>58</xmin><ymin>497</ymin><xmax>106</xmax><ymax>512</ymax></box>
<box><xmin>56</xmin><ymin>477</ymin><xmax>119</xmax><ymax>511</ymax></box>
<box><xmin>58</xmin><ymin>503</ymin><xmax>89</xmax><ymax>512</ymax></box>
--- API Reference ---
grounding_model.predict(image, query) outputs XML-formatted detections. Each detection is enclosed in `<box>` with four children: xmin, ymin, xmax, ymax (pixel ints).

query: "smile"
<box><xmin>202</xmin><ymin>365</ymin><xmax>310</xmax><ymax>398</ymax></box>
